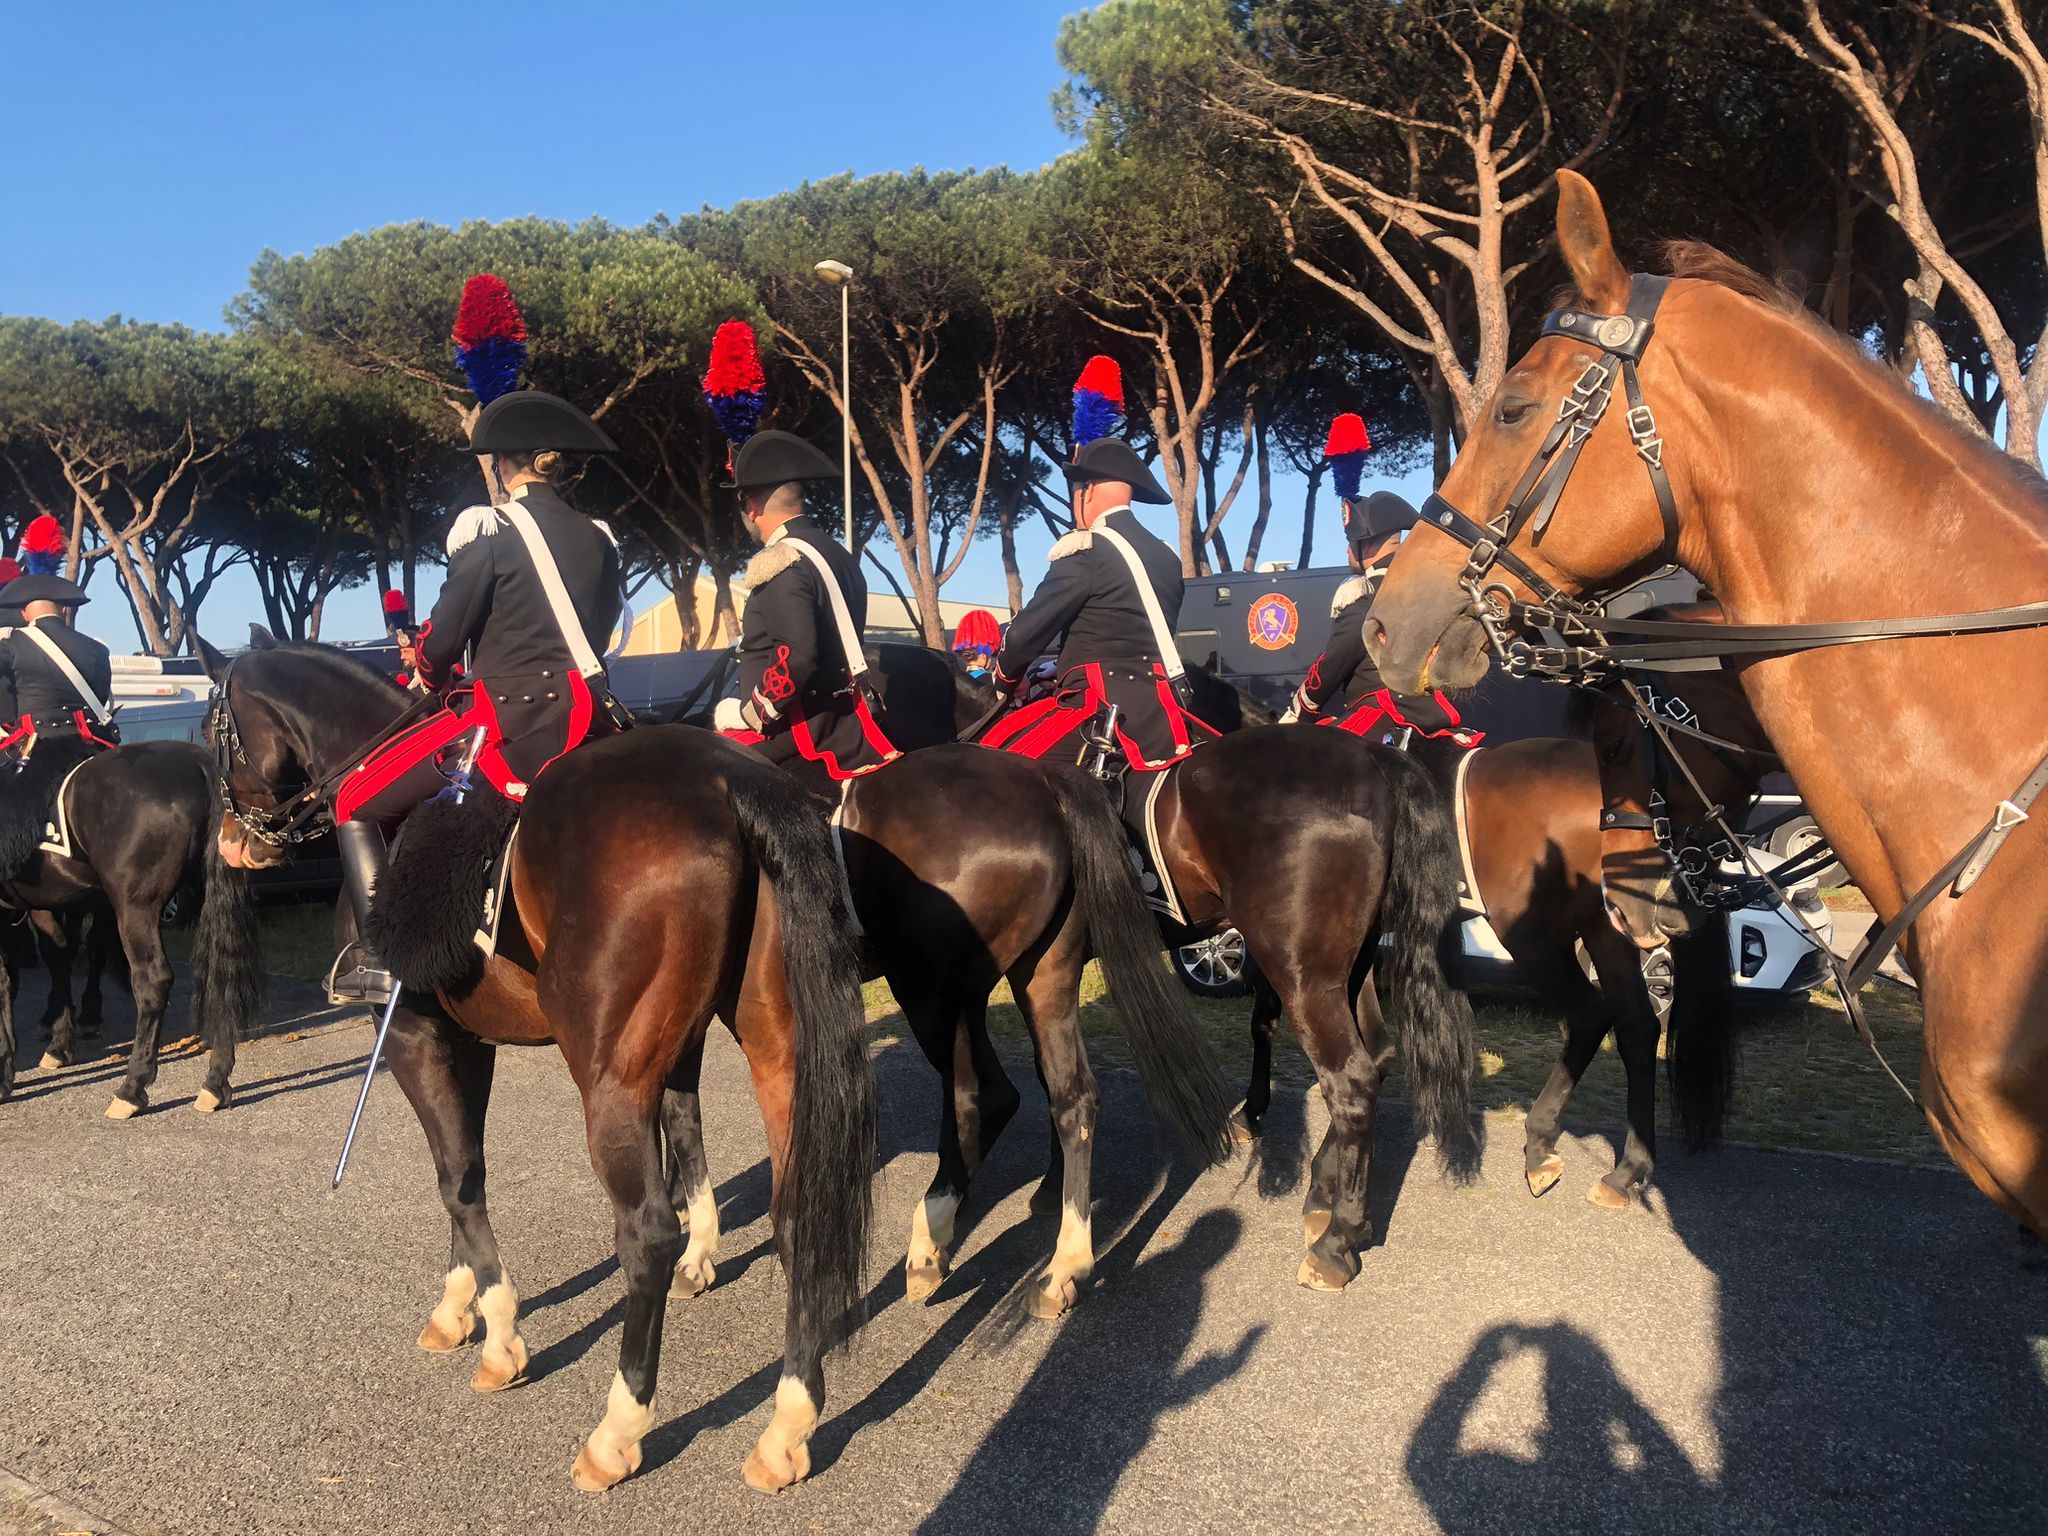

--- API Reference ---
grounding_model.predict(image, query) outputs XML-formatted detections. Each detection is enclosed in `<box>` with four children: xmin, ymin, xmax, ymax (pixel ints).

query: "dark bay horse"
<box><xmin>1</xmin><ymin>739</ymin><xmax>259</xmax><ymax>1117</ymax></box>
<box><xmin>203</xmin><ymin>641</ymin><xmax>874</xmax><ymax>1493</ymax></box>
<box><xmin>1369</xmin><ymin>168</ymin><xmax>2048</xmax><ymax>1235</ymax></box>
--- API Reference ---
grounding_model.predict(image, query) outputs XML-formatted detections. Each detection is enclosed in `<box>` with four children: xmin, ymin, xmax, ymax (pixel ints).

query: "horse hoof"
<box><xmin>193</xmin><ymin>1088</ymin><xmax>224</xmax><ymax>1115</ymax></box>
<box><xmin>570</xmin><ymin>1438</ymin><xmax>642</xmax><ymax>1493</ymax></box>
<box><xmin>675</xmin><ymin>1252</ymin><xmax>716</xmax><ymax>1297</ymax></box>
<box><xmin>1526</xmin><ymin>1155</ymin><xmax>1564</xmax><ymax>1198</ymax></box>
<box><xmin>1028</xmin><ymin>1274</ymin><xmax>1079</xmax><ymax>1320</ymax></box>
<box><xmin>1302</xmin><ymin>1207</ymin><xmax>1333</xmax><ymax>1247</ymax></box>
<box><xmin>417</xmin><ymin>1315</ymin><xmax>474</xmax><ymax>1353</ymax></box>
<box><xmin>37</xmin><ymin>1052</ymin><xmax>65</xmax><ymax>1073</ymax></box>
<box><xmin>471</xmin><ymin>1337</ymin><xmax>529</xmax><ymax>1393</ymax></box>
<box><xmin>104</xmin><ymin>1095</ymin><xmax>144</xmax><ymax>1121</ymax></box>
<box><xmin>1296</xmin><ymin>1251</ymin><xmax>1356</xmax><ymax>1292</ymax></box>
<box><xmin>1229</xmin><ymin>1108</ymin><xmax>1261</xmax><ymax>1144</ymax></box>
<box><xmin>905</xmin><ymin>1253</ymin><xmax>948</xmax><ymax>1302</ymax></box>
<box><xmin>742</xmin><ymin>1436</ymin><xmax>810</xmax><ymax>1494</ymax></box>
<box><xmin>1027</xmin><ymin>1181</ymin><xmax>1062</xmax><ymax>1218</ymax></box>
<box><xmin>1586</xmin><ymin>1179</ymin><xmax>1634</xmax><ymax>1210</ymax></box>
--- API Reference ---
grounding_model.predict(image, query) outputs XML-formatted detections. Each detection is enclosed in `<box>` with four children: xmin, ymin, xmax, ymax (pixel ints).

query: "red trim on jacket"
<box><xmin>981</xmin><ymin>662</ymin><xmax>1217</xmax><ymax>770</ymax></box>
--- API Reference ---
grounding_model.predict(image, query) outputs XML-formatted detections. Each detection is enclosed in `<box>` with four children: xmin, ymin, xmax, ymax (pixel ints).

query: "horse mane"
<box><xmin>1653</xmin><ymin>240</ymin><xmax>2048</xmax><ymax>505</ymax></box>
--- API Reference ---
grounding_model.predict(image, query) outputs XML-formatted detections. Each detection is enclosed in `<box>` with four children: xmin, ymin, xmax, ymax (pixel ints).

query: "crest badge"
<box><xmin>1247</xmin><ymin>592</ymin><xmax>1299</xmax><ymax>652</ymax></box>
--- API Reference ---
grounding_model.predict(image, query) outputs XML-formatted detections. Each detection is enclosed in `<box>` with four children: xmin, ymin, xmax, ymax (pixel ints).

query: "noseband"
<box><xmin>206</xmin><ymin>659</ymin><xmax>337</xmax><ymax>851</ymax></box>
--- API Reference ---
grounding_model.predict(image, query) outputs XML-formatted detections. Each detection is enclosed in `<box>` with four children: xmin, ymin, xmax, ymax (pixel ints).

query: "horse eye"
<box><xmin>1496</xmin><ymin>396</ymin><xmax>1537</xmax><ymax>427</ymax></box>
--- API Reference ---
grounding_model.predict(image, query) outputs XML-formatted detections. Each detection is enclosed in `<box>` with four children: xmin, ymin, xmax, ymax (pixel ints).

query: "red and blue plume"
<box><xmin>951</xmin><ymin>608</ymin><xmax>1002</xmax><ymax>657</ymax></box>
<box><xmin>1072</xmin><ymin>355</ymin><xmax>1124</xmax><ymax>448</ymax></box>
<box><xmin>382</xmin><ymin>589</ymin><xmax>412</xmax><ymax>623</ymax></box>
<box><xmin>1323</xmin><ymin>413</ymin><xmax>1372</xmax><ymax>500</ymax></box>
<box><xmin>702</xmin><ymin>320</ymin><xmax>767</xmax><ymax>446</ymax></box>
<box><xmin>451</xmin><ymin>274</ymin><xmax>528</xmax><ymax>405</ymax></box>
<box><xmin>21</xmin><ymin>515</ymin><xmax>66</xmax><ymax>577</ymax></box>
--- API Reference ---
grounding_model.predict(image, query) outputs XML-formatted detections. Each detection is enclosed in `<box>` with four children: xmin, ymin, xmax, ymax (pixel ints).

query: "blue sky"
<box><xmin>17</xmin><ymin>0</ymin><xmax>1353</xmax><ymax>649</ymax></box>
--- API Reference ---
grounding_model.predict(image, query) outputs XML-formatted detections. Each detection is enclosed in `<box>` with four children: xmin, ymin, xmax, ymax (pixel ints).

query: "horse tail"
<box><xmin>193</xmin><ymin>804</ymin><xmax>265</xmax><ymax>1047</ymax></box>
<box><xmin>1666</xmin><ymin>910</ymin><xmax>1738</xmax><ymax>1152</ymax></box>
<box><xmin>725</xmin><ymin>765</ymin><xmax>874</xmax><ymax>1362</ymax></box>
<box><xmin>1376</xmin><ymin>749</ymin><xmax>1478</xmax><ymax>1174</ymax></box>
<box><xmin>1043</xmin><ymin>765</ymin><xmax>1233</xmax><ymax>1168</ymax></box>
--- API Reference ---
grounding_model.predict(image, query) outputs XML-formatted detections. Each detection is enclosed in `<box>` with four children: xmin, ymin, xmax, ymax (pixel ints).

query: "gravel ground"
<box><xmin>1</xmin><ymin>974</ymin><xmax>2043</xmax><ymax>1536</ymax></box>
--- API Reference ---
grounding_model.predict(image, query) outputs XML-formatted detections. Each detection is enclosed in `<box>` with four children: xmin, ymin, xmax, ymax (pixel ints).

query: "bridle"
<box><xmin>206</xmin><ymin>656</ymin><xmax>435</xmax><ymax>852</ymax></box>
<box><xmin>1418</xmin><ymin>271</ymin><xmax>2048</xmax><ymax>1097</ymax></box>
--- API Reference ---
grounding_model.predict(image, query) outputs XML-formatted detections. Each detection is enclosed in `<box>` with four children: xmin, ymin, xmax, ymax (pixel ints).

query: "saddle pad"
<box><xmin>1452</xmin><ymin>747</ymin><xmax>1487</xmax><ymax>918</ymax></box>
<box><xmin>1132</xmin><ymin>767</ymin><xmax>1188</xmax><ymax>927</ymax></box>
<box><xmin>36</xmin><ymin>756</ymin><xmax>94</xmax><ymax>862</ymax></box>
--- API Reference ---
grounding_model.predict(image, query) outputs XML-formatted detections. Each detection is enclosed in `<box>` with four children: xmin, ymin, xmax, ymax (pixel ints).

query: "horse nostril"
<box><xmin>1369</xmin><ymin>619</ymin><xmax>1388</xmax><ymax>649</ymax></box>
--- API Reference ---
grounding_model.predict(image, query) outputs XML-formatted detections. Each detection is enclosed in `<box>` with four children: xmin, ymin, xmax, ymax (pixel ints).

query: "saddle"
<box><xmin>0</xmin><ymin>734</ymin><xmax>103</xmax><ymax>883</ymax></box>
<box><xmin>363</xmin><ymin>789</ymin><xmax>522</xmax><ymax>996</ymax></box>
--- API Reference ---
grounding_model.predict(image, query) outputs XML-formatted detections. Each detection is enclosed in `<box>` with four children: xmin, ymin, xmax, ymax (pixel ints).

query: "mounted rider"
<box><xmin>330</xmin><ymin>389</ymin><xmax>624</xmax><ymax>1004</ymax></box>
<box><xmin>983</xmin><ymin>356</ymin><xmax>1216</xmax><ymax>773</ymax></box>
<box><xmin>0</xmin><ymin>573</ymin><xmax>119</xmax><ymax>757</ymax></box>
<box><xmin>1283</xmin><ymin>416</ymin><xmax>1477</xmax><ymax>748</ymax></box>
<box><xmin>714</xmin><ymin>429</ymin><xmax>899</xmax><ymax>780</ymax></box>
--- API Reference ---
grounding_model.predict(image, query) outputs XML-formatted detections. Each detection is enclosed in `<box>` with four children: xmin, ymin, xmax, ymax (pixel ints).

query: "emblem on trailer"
<box><xmin>1247</xmin><ymin>592</ymin><xmax>1299</xmax><ymax>652</ymax></box>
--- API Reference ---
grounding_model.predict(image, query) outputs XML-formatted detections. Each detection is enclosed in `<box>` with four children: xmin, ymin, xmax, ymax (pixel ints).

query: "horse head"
<box><xmin>1369</xmin><ymin>171</ymin><xmax>1716</xmax><ymax>694</ymax></box>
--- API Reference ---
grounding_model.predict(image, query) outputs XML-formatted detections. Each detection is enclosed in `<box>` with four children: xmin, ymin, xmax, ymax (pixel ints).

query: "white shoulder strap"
<box><xmin>495</xmin><ymin>497</ymin><xmax>605</xmax><ymax>680</ymax></box>
<box><xmin>781</xmin><ymin>537</ymin><xmax>871</xmax><ymax>685</ymax></box>
<box><xmin>18</xmin><ymin>625</ymin><xmax>112</xmax><ymax>723</ymax></box>
<box><xmin>1088</xmin><ymin>518</ymin><xmax>1186</xmax><ymax>684</ymax></box>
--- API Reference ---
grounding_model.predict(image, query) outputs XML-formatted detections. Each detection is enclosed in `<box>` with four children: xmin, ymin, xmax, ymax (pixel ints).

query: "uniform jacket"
<box><xmin>416</xmin><ymin>481</ymin><xmax>622</xmax><ymax>780</ymax></box>
<box><xmin>734</xmin><ymin>515</ymin><xmax>895</xmax><ymax>776</ymax></box>
<box><xmin>0</xmin><ymin>616</ymin><xmax>115</xmax><ymax>738</ymax></box>
<box><xmin>1296</xmin><ymin>557</ymin><xmax>1457</xmax><ymax>734</ymax></box>
<box><xmin>990</xmin><ymin>507</ymin><xmax>1205</xmax><ymax>768</ymax></box>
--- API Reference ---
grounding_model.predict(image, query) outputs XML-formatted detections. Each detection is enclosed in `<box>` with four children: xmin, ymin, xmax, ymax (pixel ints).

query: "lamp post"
<box><xmin>814</xmin><ymin>259</ymin><xmax>856</xmax><ymax>548</ymax></box>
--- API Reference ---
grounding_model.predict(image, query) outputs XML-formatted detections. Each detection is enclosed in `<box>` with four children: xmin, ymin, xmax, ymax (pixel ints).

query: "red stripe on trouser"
<box><xmin>334</xmin><ymin>702</ymin><xmax>472</xmax><ymax>822</ymax></box>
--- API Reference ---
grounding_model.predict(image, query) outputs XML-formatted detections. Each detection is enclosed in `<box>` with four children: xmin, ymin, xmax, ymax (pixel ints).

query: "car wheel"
<box><xmin>1769</xmin><ymin>814</ymin><xmax>1846</xmax><ymax>888</ymax></box>
<box><xmin>1176</xmin><ymin>928</ymin><xmax>1250</xmax><ymax>998</ymax></box>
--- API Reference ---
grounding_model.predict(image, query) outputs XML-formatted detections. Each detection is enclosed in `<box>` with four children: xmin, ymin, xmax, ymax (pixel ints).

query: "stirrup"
<box><xmin>326</xmin><ymin>941</ymin><xmax>395</xmax><ymax>1008</ymax></box>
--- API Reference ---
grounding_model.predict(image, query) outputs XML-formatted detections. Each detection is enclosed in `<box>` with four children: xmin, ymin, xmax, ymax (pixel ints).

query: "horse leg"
<box><xmin>1287</xmin><ymin>969</ymin><xmax>1391</xmax><ymax>1292</ymax></box>
<box><xmin>569</xmin><ymin>1083</ymin><xmax>681</xmax><ymax>1493</ymax></box>
<box><xmin>0</xmin><ymin>923</ymin><xmax>15</xmax><ymax>1101</ymax></box>
<box><xmin>79</xmin><ymin>910</ymin><xmax>109</xmax><ymax>1040</ymax></box>
<box><xmin>660</xmin><ymin>1040</ymin><xmax>719</xmax><ymax>1297</ymax></box>
<box><xmin>383</xmin><ymin>1011</ymin><xmax>523</xmax><ymax>1390</ymax></box>
<box><xmin>1231</xmin><ymin>975</ymin><xmax>1283</xmax><ymax>1143</ymax></box>
<box><xmin>1009</xmin><ymin>940</ymin><xmax>1098</xmax><ymax>1320</ymax></box>
<box><xmin>899</xmin><ymin>980</ymin><xmax>1014</xmax><ymax>1301</ymax></box>
<box><xmin>105</xmin><ymin>906</ymin><xmax>172</xmax><ymax>1119</ymax></box>
<box><xmin>1516</xmin><ymin>948</ymin><xmax>1614</xmax><ymax>1198</ymax></box>
<box><xmin>33</xmin><ymin>910</ymin><xmax>77</xmax><ymax>1070</ymax></box>
<box><xmin>1589</xmin><ymin>939</ymin><xmax>1659</xmax><ymax>1208</ymax></box>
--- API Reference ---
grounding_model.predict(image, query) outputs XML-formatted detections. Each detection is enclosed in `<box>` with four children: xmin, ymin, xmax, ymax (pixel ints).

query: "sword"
<box><xmin>332</xmin><ymin>725</ymin><xmax>488</xmax><ymax>1190</ymax></box>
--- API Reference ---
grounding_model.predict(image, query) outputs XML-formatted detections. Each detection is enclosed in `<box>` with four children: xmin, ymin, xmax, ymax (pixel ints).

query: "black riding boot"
<box><xmin>330</xmin><ymin>820</ymin><xmax>395</xmax><ymax>1007</ymax></box>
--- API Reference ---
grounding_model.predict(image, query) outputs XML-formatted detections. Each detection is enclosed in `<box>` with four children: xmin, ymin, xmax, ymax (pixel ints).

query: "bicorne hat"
<box><xmin>3</xmin><ymin>574</ymin><xmax>90</xmax><ymax>608</ymax></box>
<box><xmin>1062</xmin><ymin>438</ymin><xmax>1172</xmax><ymax>506</ymax></box>
<box><xmin>468</xmin><ymin>390</ymin><xmax>618</xmax><ymax>456</ymax></box>
<box><xmin>1345</xmin><ymin>491</ymin><xmax>1418</xmax><ymax>546</ymax></box>
<box><xmin>725</xmin><ymin>429</ymin><xmax>841</xmax><ymax>492</ymax></box>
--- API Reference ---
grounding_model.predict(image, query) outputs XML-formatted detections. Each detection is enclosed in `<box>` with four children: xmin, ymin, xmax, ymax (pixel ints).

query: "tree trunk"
<box><xmin>1242</xmin><ymin>401</ymin><xmax>1274</xmax><ymax>570</ymax></box>
<box><xmin>1298</xmin><ymin>460</ymin><xmax>1325</xmax><ymax>570</ymax></box>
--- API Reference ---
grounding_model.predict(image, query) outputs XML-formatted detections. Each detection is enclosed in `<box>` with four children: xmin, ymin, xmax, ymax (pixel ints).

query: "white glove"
<box><xmin>1277</xmin><ymin>704</ymin><xmax>1300</xmax><ymax>725</ymax></box>
<box><xmin>713</xmin><ymin>696</ymin><xmax>746</xmax><ymax>732</ymax></box>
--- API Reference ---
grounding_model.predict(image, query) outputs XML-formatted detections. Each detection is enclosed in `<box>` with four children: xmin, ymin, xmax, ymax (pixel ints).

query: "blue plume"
<box><xmin>455</xmin><ymin>335</ymin><xmax>528</xmax><ymax>406</ymax></box>
<box><xmin>1072</xmin><ymin>389</ymin><xmax>1121</xmax><ymax>448</ymax></box>
<box><xmin>1330</xmin><ymin>451</ymin><xmax>1367</xmax><ymax>501</ymax></box>
<box><xmin>705</xmin><ymin>388</ymin><xmax>765</xmax><ymax>446</ymax></box>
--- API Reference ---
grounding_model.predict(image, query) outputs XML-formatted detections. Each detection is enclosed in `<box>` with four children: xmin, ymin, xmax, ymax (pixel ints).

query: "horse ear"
<box><xmin>1555</xmin><ymin>170</ymin><xmax>1630</xmax><ymax>314</ymax></box>
<box><xmin>195</xmin><ymin>634</ymin><xmax>229</xmax><ymax>681</ymax></box>
<box><xmin>247</xmin><ymin>624</ymin><xmax>279</xmax><ymax>651</ymax></box>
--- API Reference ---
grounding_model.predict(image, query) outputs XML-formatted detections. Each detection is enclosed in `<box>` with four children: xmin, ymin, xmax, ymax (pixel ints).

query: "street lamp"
<box><xmin>814</xmin><ymin>259</ymin><xmax>856</xmax><ymax>548</ymax></box>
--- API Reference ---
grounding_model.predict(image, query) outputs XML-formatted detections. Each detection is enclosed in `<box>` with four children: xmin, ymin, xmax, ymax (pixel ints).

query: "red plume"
<box><xmin>382</xmin><ymin>589</ymin><xmax>411</xmax><ymax>617</ymax></box>
<box><xmin>1322</xmin><ymin>414</ymin><xmax>1371</xmax><ymax>457</ymax></box>
<box><xmin>451</xmin><ymin>274</ymin><xmax>527</xmax><ymax>348</ymax></box>
<box><xmin>22</xmin><ymin>516</ymin><xmax>66</xmax><ymax>557</ymax></box>
<box><xmin>1074</xmin><ymin>355</ymin><xmax>1124</xmax><ymax>406</ymax></box>
<box><xmin>0</xmin><ymin>558</ymin><xmax>20</xmax><ymax>585</ymax></box>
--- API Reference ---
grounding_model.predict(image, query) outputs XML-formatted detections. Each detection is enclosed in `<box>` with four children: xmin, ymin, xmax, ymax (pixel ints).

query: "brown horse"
<box><xmin>1368</xmin><ymin>169</ymin><xmax>2048</xmax><ymax>1235</ymax></box>
<box><xmin>203</xmin><ymin>640</ymin><xmax>874</xmax><ymax>1493</ymax></box>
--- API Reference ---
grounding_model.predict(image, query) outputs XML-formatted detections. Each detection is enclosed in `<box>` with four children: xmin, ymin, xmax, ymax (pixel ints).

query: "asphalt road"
<box><xmin>1</xmin><ymin>974</ymin><xmax>2042</xmax><ymax>1536</ymax></box>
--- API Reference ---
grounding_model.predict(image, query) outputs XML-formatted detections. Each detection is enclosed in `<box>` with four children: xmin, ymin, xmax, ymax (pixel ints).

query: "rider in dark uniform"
<box><xmin>1285</xmin><ymin>491</ymin><xmax>1473</xmax><ymax>743</ymax></box>
<box><xmin>0</xmin><ymin>574</ymin><xmax>119</xmax><ymax>754</ymax></box>
<box><xmin>330</xmin><ymin>390</ymin><xmax>623</xmax><ymax>1003</ymax></box>
<box><xmin>985</xmin><ymin>437</ymin><xmax>1214</xmax><ymax>770</ymax></box>
<box><xmin>715</xmin><ymin>430</ymin><xmax>898</xmax><ymax>781</ymax></box>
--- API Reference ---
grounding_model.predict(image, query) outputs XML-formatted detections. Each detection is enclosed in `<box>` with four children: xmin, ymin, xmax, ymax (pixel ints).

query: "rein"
<box><xmin>1424</xmin><ymin>272</ymin><xmax>2048</xmax><ymax>1101</ymax></box>
<box><xmin>208</xmin><ymin>656</ymin><xmax>438</xmax><ymax>849</ymax></box>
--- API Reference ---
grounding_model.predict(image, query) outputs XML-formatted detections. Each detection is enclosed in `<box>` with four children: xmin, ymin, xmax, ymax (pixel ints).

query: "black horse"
<box><xmin>204</xmin><ymin>637</ymin><xmax>876</xmax><ymax>1494</ymax></box>
<box><xmin>1</xmin><ymin>738</ymin><xmax>261</xmax><ymax>1116</ymax></box>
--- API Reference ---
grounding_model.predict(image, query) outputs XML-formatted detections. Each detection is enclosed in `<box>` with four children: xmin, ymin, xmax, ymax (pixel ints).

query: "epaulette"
<box><xmin>591</xmin><ymin>518</ymin><xmax>620</xmax><ymax>549</ymax></box>
<box><xmin>1330</xmin><ymin>574</ymin><xmax>1372</xmax><ymax>617</ymax></box>
<box><xmin>1048</xmin><ymin>528</ymin><xmax>1093</xmax><ymax>562</ymax></box>
<box><xmin>446</xmin><ymin>505</ymin><xmax>504</xmax><ymax>557</ymax></box>
<box><xmin>745</xmin><ymin>542</ymin><xmax>805</xmax><ymax>588</ymax></box>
